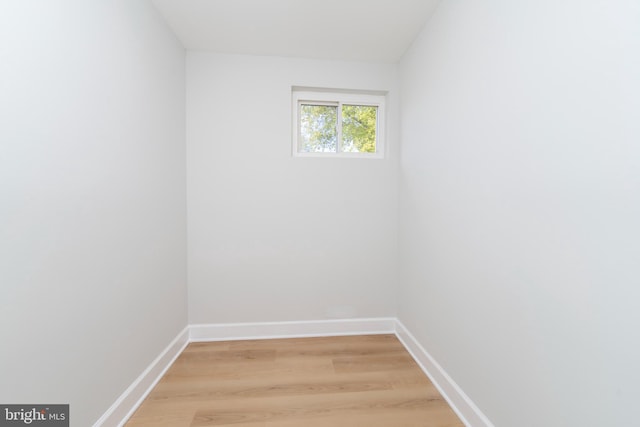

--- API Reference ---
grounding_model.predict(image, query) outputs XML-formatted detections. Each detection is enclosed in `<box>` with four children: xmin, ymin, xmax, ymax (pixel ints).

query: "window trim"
<box><xmin>292</xmin><ymin>89</ymin><xmax>386</xmax><ymax>159</ymax></box>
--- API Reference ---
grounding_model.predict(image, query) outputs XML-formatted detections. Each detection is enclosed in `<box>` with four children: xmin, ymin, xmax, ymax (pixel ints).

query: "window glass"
<box><xmin>299</xmin><ymin>104</ymin><xmax>337</xmax><ymax>153</ymax></box>
<box><xmin>341</xmin><ymin>105</ymin><xmax>377</xmax><ymax>153</ymax></box>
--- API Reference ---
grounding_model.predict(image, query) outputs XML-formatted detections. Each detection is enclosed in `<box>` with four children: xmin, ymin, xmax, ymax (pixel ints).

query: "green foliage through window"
<box><xmin>300</xmin><ymin>105</ymin><xmax>337</xmax><ymax>152</ymax></box>
<box><xmin>342</xmin><ymin>105</ymin><xmax>377</xmax><ymax>153</ymax></box>
<box><xmin>299</xmin><ymin>103</ymin><xmax>378</xmax><ymax>154</ymax></box>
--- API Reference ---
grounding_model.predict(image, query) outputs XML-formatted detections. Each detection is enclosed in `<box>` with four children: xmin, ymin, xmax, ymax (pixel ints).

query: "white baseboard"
<box><xmin>394</xmin><ymin>320</ymin><xmax>495</xmax><ymax>427</ymax></box>
<box><xmin>92</xmin><ymin>327</ymin><xmax>189</xmax><ymax>427</ymax></box>
<box><xmin>189</xmin><ymin>317</ymin><xmax>396</xmax><ymax>342</ymax></box>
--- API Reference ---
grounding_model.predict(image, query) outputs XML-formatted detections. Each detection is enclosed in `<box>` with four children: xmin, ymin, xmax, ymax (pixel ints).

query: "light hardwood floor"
<box><xmin>125</xmin><ymin>334</ymin><xmax>464</xmax><ymax>427</ymax></box>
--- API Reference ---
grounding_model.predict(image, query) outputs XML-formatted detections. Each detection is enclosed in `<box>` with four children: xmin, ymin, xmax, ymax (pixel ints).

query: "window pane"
<box><xmin>299</xmin><ymin>104</ymin><xmax>337</xmax><ymax>153</ymax></box>
<box><xmin>341</xmin><ymin>105</ymin><xmax>377</xmax><ymax>153</ymax></box>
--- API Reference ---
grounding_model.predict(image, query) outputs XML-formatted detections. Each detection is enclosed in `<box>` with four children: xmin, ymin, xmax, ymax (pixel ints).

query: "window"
<box><xmin>292</xmin><ymin>88</ymin><xmax>386</xmax><ymax>158</ymax></box>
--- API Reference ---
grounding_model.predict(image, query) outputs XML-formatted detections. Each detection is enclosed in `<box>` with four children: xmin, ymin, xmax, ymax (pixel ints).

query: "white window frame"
<box><xmin>292</xmin><ymin>89</ymin><xmax>386</xmax><ymax>159</ymax></box>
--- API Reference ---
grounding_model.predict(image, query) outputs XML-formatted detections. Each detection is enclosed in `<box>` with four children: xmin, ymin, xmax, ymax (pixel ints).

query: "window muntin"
<box><xmin>292</xmin><ymin>90</ymin><xmax>385</xmax><ymax>158</ymax></box>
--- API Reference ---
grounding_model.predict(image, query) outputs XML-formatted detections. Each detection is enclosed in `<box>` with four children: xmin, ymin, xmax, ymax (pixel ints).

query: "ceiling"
<box><xmin>151</xmin><ymin>0</ymin><xmax>440</xmax><ymax>62</ymax></box>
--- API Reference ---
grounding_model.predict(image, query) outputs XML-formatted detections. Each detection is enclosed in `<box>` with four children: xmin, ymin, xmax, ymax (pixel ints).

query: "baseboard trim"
<box><xmin>394</xmin><ymin>320</ymin><xmax>495</xmax><ymax>427</ymax></box>
<box><xmin>189</xmin><ymin>317</ymin><xmax>396</xmax><ymax>342</ymax></box>
<box><xmin>92</xmin><ymin>326</ymin><xmax>189</xmax><ymax>427</ymax></box>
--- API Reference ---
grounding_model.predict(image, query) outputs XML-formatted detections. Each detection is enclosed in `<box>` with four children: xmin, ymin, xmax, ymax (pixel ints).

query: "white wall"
<box><xmin>187</xmin><ymin>53</ymin><xmax>399</xmax><ymax>324</ymax></box>
<box><xmin>0</xmin><ymin>1</ymin><xmax>187</xmax><ymax>425</ymax></box>
<box><xmin>399</xmin><ymin>1</ymin><xmax>640</xmax><ymax>426</ymax></box>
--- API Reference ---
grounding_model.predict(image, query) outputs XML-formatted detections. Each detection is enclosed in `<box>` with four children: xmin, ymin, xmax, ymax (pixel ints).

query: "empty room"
<box><xmin>1</xmin><ymin>1</ymin><xmax>638</xmax><ymax>426</ymax></box>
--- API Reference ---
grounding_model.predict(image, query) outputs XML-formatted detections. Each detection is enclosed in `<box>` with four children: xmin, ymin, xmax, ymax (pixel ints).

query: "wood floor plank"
<box><xmin>164</xmin><ymin>357</ymin><xmax>335</xmax><ymax>381</ymax></box>
<box><xmin>146</xmin><ymin>375</ymin><xmax>395</xmax><ymax>403</ymax></box>
<box><xmin>125</xmin><ymin>335</ymin><xmax>463</xmax><ymax>427</ymax></box>
<box><xmin>126</xmin><ymin>410</ymin><xmax>196</xmax><ymax>427</ymax></box>
<box><xmin>332</xmin><ymin>352</ymin><xmax>418</xmax><ymax>374</ymax></box>
<box><xmin>189</xmin><ymin>388</ymin><xmax>458</xmax><ymax>426</ymax></box>
<box><xmin>266</xmin><ymin>409</ymin><xmax>464</xmax><ymax>427</ymax></box>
